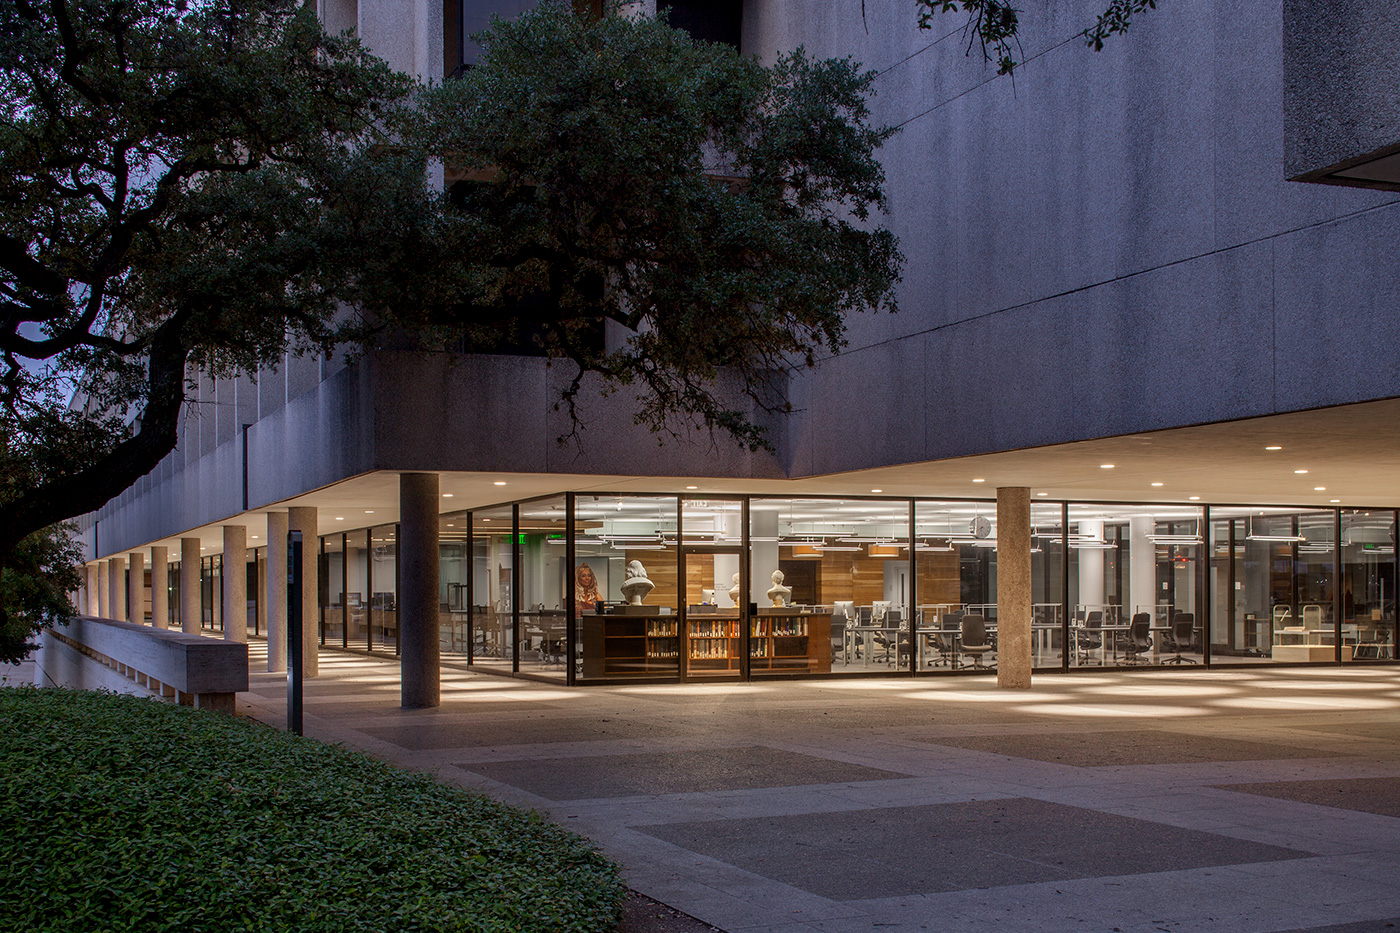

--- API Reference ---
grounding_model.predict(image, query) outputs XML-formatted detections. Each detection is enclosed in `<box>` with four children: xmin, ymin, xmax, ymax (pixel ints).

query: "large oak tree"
<box><xmin>0</xmin><ymin>0</ymin><xmax>902</xmax><ymax>658</ymax></box>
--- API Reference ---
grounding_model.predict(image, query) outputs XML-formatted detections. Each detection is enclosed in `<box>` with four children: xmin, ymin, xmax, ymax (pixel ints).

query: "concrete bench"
<box><xmin>35</xmin><ymin>616</ymin><xmax>248</xmax><ymax>713</ymax></box>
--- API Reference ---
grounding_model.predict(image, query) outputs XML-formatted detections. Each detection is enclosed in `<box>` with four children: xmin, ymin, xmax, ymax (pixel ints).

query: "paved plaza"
<box><xmin>234</xmin><ymin>649</ymin><xmax>1400</xmax><ymax>933</ymax></box>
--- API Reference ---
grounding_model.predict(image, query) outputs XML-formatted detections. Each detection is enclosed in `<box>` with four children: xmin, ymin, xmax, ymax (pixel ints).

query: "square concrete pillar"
<box><xmin>108</xmin><ymin>556</ymin><xmax>127</xmax><ymax>622</ymax></box>
<box><xmin>97</xmin><ymin>560</ymin><xmax>109</xmax><ymax>618</ymax></box>
<box><xmin>400</xmin><ymin>473</ymin><xmax>441</xmax><ymax>709</ymax></box>
<box><xmin>996</xmin><ymin>487</ymin><xmax>1033</xmax><ymax>689</ymax></box>
<box><xmin>222</xmin><ymin>526</ymin><xmax>248</xmax><ymax>644</ymax></box>
<box><xmin>85</xmin><ymin>564</ymin><xmax>100</xmax><ymax>616</ymax></box>
<box><xmin>180</xmin><ymin>537</ymin><xmax>202</xmax><ymax>634</ymax></box>
<box><xmin>288</xmin><ymin>506</ymin><xmax>319</xmax><ymax>677</ymax></box>
<box><xmin>150</xmin><ymin>546</ymin><xmax>169</xmax><ymax>629</ymax></box>
<box><xmin>127</xmin><ymin>551</ymin><xmax>145</xmax><ymax>624</ymax></box>
<box><xmin>265</xmin><ymin>511</ymin><xmax>289</xmax><ymax>672</ymax></box>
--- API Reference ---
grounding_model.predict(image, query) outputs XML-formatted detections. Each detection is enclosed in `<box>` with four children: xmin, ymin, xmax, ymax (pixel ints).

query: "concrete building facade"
<box><xmin>73</xmin><ymin>1</ymin><xmax>1400</xmax><ymax>704</ymax></box>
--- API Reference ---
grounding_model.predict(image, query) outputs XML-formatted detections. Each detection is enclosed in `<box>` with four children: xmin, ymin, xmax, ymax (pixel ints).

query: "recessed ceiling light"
<box><xmin>1265</xmin><ymin>446</ymin><xmax>1282</xmax><ymax>451</ymax></box>
<box><xmin>493</xmin><ymin>481</ymin><xmax>507</xmax><ymax>486</ymax></box>
<box><xmin>1189</xmin><ymin>496</ymin><xmax>1200</xmax><ymax>501</ymax></box>
<box><xmin>1036</xmin><ymin>492</ymin><xmax>1048</xmax><ymax>496</ymax></box>
<box><xmin>442</xmin><ymin>493</ymin><xmax>454</xmax><ymax>497</ymax></box>
<box><xmin>1100</xmin><ymin>464</ymin><xmax>1115</xmax><ymax>469</ymax></box>
<box><xmin>251</xmin><ymin>536</ymin><xmax>258</xmax><ymax>539</ymax></box>
<box><xmin>1294</xmin><ymin>470</ymin><xmax>1308</xmax><ymax>474</ymax></box>
<box><xmin>1150</xmin><ymin>482</ymin><xmax>1164</xmax><ymax>487</ymax></box>
<box><xmin>1330</xmin><ymin>499</ymin><xmax>1341</xmax><ymax>503</ymax></box>
<box><xmin>1314</xmin><ymin>487</ymin><xmax>1326</xmax><ymax>491</ymax></box>
<box><xmin>334</xmin><ymin>516</ymin><xmax>344</xmax><ymax>521</ymax></box>
<box><xmin>871</xmin><ymin>489</ymin><xmax>883</xmax><ymax>493</ymax></box>
<box><xmin>482</xmin><ymin>518</ymin><xmax>491</xmax><ymax>522</ymax></box>
<box><xmin>365</xmin><ymin>510</ymin><xmax>375</xmax><ymax>514</ymax></box>
<box><xmin>685</xmin><ymin>486</ymin><xmax>698</xmax><ymax>490</ymax></box>
<box><xmin>446</xmin><ymin>524</ymin><xmax>454</xmax><ymax>527</ymax></box>
<box><xmin>972</xmin><ymin>478</ymin><xmax>985</xmax><ymax>483</ymax></box>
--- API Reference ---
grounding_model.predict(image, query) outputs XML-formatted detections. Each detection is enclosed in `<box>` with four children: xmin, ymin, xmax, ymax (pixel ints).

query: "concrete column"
<box><xmin>108</xmin><ymin>556</ymin><xmax>127</xmax><ymax>622</ymax></box>
<box><xmin>400</xmin><ymin>473</ymin><xmax>441</xmax><ymax>709</ymax></box>
<box><xmin>288</xmin><ymin>506</ymin><xmax>319</xmax><ymax>677</ymax></box>
<box><xmin>1078</xmin><ymin>519</ymin><xmax>1105</xmax><ymax>611</ymax></box>
<box><xmin>127</xmin><ymin>551</ymin><xmax>145</xmax><ymax>624</ymax></box>
<box><xmin>1129</xmin><ymin>516</ymin><xmax>1156</xmax><ymax>617</ymax></box>
<box><xmin>180</xmin><ymin>537</ymin><xmax>201</xmax><ymax>634</ymax></box>
<box><xmin>85</xmin><ymin>564</ymin><xmax>100</xmax><ymax>616</ymax></box>
<box><xmin>150</xmin><ymin>546</ymin><xmax>169</xmax><ymax>629</ymax></box>
<box><xmin>996</xmin><ymin>487</ymin><xmax>1032</xmax><ymax>689</ymax></box>
<box><xmin>222</xmin><ymin>525</ymin><xmax>248</xmax><ymax>643</ymax></box>
<box><xmin>265</xmin><ymin>511</ymin><xmax>289</xmax><ymax>672</ymax></box>
<box><xmin>97</xmin><ymin>560</ymin><xmax>109</xmax><ymax>618</ymax></box>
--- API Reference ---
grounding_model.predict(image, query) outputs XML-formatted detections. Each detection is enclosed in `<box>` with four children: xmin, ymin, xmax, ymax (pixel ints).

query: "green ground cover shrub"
<box><xmin>0</xmin><ymin>688</ymin><xmax>624</xmax><ymax>933</ymax></box>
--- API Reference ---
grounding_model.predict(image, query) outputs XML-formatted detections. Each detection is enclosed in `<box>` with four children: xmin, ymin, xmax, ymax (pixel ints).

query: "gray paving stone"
<box><xmin>1217</xmin><ymin>777</ymin><xmax>1400</xmax><ymax>819</ymax></box>
<box><xmin>638</xmin><ymin>798</ymin><xmax>1308</xmax><ymax>901</ymax></box>
<box><xmin>921</xmin><ymin>730</ymin><xmax>1338</xmax><ymax>768</ymax></box>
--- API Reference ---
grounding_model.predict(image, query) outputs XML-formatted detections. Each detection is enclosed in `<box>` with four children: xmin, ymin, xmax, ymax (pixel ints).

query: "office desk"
<box><xmin>846</xmin><ymin>625</ymin><xmax>903</xmax><ymax>667</ymax></box>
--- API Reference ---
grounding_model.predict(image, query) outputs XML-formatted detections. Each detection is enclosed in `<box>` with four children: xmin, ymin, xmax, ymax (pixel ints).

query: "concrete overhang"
<box><xmin>141</xmin><ymin>396</ymin><xmax>1400</xmax><ymax>558</ymax></box>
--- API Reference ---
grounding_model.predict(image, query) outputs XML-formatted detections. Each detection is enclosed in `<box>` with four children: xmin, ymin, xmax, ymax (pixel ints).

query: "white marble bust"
<box><xmin>728</xmin><ymin>572</ymin><xmax>740</xmax><ymax>604</ymax></box>
<box><xmin>620</xmin><ymin>560</ymin><xmax>654</xmax><ymax>606</ymax></box>
<box><xmin>766</xmin><ymin>569</ymin><xmax>792</xmax><ymax>608</ymax></box>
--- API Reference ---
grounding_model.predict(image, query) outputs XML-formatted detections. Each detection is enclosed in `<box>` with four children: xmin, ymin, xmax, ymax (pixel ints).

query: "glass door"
<box><xmin>680</xmin><ymin>547</ymin><xmax>744</xmax><ymax>680</ymax></box>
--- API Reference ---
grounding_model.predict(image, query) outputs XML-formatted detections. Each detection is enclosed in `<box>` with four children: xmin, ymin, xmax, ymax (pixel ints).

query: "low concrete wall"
<box><xmin>35</xmin><ymin>616</ymin><xmax>248</xmax><ymax>713</ymax></box>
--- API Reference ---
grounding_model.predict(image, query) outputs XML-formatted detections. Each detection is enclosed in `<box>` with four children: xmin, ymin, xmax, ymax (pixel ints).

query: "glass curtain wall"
<box><xmin>1068</xmin><ymin>504</ymin><xmax>1204</xmax><ymax>668</ymax></box>
<box><xmin>346</xmin><ymin>529</ymin><xmax>369</xmax><ymax>649</ymax></box>
<box><xmin>754</xmin><ymin>498</ymin><xmax>911</xmax><ymax>675</ymax></box>
<box><xmin>370</xmin><ymin>524</ymin><xmax>398</xmax><ymax>654</ymax></box>
<box><xmin>1031</xmin><ymin>502</ymin><xmax>1065</xmax><ymax>669</ymax></box>
<box><xmin>518</xmin><ymin>497</ymin><xmax>568</xmax><ymax>681</ymax></box>
<box><xmin>574</xmin><ymin>495</ymin><xmax>679</xmax><ymax>681</ymax></box>
<box><xmin>472</xmin><ymin>505</ymin><xmax>515</xmax><ymax>673</ymax></box>
<box><xmin>440</xmin><ymin>511</ymin><xmax>470</xmax><ymax>661</ymax></box>
<box><xmin>168</xmin><ymin>560</ymin><xmax>180</xmax><ymax>629</ymax></box>
<box><xmin>914</xmin><ymin>501</ymin><xmax>996</xmax><ymax>671</ymax></box>
<box><xmin>323</xmin><ymin>535</ymin><xmax>346</xmax><ymax>646</ymax></box>
<box><xmin>1341</xmin><ymin>509</ymin><xmax>1398</xmax><ymax>661</ymax></box>
<box><xmin>1208</xmin><ymin>508</ymin><xmax>1335</xmax><ymax>664</ymax></box>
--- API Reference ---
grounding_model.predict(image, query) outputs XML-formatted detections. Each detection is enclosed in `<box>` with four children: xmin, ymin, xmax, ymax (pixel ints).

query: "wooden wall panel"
<box><xmin>625</xmin><ymin>548</ymin><xmax>682</xmax><ymax>609</ymax></box>
<box><xmin>917</xmin><ymin>550</ymin><xmax>960</xmax><ymax>604</ymax></box>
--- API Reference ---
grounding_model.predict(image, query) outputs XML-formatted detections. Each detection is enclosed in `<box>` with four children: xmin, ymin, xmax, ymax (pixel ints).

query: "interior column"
<box><xmin>1078</xmin><ymin>519</ymin><xmax>1105</xmax><ymax>611</ymax></box>
<box><xmin>127</xmin><ymin>551</ymin><xmax>145</xmax><ymax>624</ymax></box>
<box><xmin>109</xmin><ymin>556</ymin><xmax>127</xmax><ymax>622</ymax></box>
<box><xmin>400</xmin><ymin>473</ymin><xmax>441</xmax><ymax>709</ymax></box>
<box><xmin>265</xmin><ymin>511</ymin><xmax>289</xmax><ymax>672</ymax></box>
<box><xmin>288</xmin><ymin>506</ymin><xmax>319</xmax><ymax>677</ymax></box>
<box><xmin>222</xmin><ymin>525</ymin><xmax>247</xmax><ymax>643</ymax></box>
<box><xmin>150</xmin><ymin>546</ymin><xmax>168</xmax><ymax>629</ymax></box>
<box><xmin>1129</xmin><ymin>516</ymin><xmax>1156</xmax><ymax>619</ymax></box>
<box><xmin>180</xmin><ymin>537</ymin><xmax>201</xmax><ymax>634</ymax></box>
<box><xmin>996</xmin><ymin>486</ymin><xmax>1032</xmax><ymax>688</ymax></box>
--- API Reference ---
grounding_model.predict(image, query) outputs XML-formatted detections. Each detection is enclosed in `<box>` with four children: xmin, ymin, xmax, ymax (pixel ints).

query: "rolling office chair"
<box><xmin>1163</xmin><ymin>611</ymin><xmax>1199</xmax><ymax>664</ymax></box>
<box><xmin>928</xmin><ymin>611</ymin><xmax>959</xmax><ymax>667</ymax></box>
<box><xmin>831</xmin><ymin>610</ymin><xmax>849</xmax><ymax>663</ymax></box>
<box><xmin>959</xmin><ymin>614</ymin><xmax>994</xmax><ymax>669</ymax></box>
<box><xmin>1077</xmin><ymin>610</ymin><xmax>1105</xmax><ymax>664</ymax></box>
<box><xmin>874</xmin><ymin>609</ymin><xmax>909</xmax><ymax>665</ymax></box>
<box><xmin>1123</xmin><ymin>612</ymin><xmax>1153</xmax><ymax>665</ymax></box>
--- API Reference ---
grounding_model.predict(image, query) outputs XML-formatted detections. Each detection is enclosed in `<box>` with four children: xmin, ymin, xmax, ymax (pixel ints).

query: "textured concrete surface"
<box><xmin>235</xmin><ymin>647</ymin><xmax>1400</xmax><ymax>933</ymax></box>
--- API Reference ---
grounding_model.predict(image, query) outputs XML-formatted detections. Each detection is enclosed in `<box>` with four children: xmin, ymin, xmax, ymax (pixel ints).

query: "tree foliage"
<box><xmin>915</xmin><ymin>0</ymin><xmax>1158</xmax><ymax>75</ymax></box>
<box><xmin>410</xmin><ymin>5</ymin><xmax>900</xmax><ymax>447</ymax></box>
<box><xmin>0</xmin><ymin>0</ymin><xmax>901</xmax><ymax>649</ymax></box>
<box><xmin>0</xmin><ymin>526</ymin><xmax>82</xmax><ymax>664</ymax></box>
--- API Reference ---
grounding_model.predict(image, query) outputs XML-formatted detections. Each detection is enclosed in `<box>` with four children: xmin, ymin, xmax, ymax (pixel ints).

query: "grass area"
<box><xmin>0</xmin><ymin>688</ymin><xmax>624</xmax><ymax>933</ymax></box>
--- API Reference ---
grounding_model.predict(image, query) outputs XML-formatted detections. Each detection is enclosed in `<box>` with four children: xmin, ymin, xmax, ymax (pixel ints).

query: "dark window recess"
<box><xmin>666</xmin><ymin>0</ymin><xmax>742</xmax><ymax>48</ymax></box>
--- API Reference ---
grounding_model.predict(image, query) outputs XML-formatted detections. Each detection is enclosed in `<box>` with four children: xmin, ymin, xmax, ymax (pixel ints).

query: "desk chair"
<box><xmin>927</xmin><ymin>611</ymin><xmax>959</xmax><ymax>667</ymax></box>
<box><xmin>831</xmin><ymin>611</ymin><xmax>849</xmax><ymax>662</ymax></box>
<box><xmin>959</xmin><ymin>614</ymin><xmax>994</xmax><ymax>669</ymax></box>
<box><xmin>1123</xmin><ymin>612</ymin><xmax>1152</xmax><ymax>665</ymax></box>
<box><xmin>1163</xmin><ymin>611</ymin><xmax>1198</xmax><ymax>664</ymax></box>
<box><xmin>1077</xmin><ymin>610</ymin><xmax>1104</xmax><ymax>664</ymax></box>
<box><xmin>874</xmin><ymin>609</ymin><xmax>909</xmax><ymax>665</ymax></box>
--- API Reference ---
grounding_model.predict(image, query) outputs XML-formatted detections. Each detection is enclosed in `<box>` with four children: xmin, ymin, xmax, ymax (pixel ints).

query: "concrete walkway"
<box><xmin>237</xmin><ymin>649</ymin><xmax>1400</xmax><ymax>933</ymax></box>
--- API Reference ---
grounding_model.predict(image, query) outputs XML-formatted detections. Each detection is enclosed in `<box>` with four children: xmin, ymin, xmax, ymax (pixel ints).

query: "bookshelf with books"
<box><xmin>580</xmin><ymin>608</ymin><xmax>679</xmax><ymax>679</ymax></box>
<box><xmin>752</xmin><ymin>608</ymin><xmax>831</xmax><ymax>674</ymax></box>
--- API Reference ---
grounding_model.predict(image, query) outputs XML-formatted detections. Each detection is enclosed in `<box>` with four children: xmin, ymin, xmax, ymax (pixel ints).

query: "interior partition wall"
<box><xmin>471</xmin><ymin>504</ymin><xmax>515</xmax><ymax>673</ymax></box>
